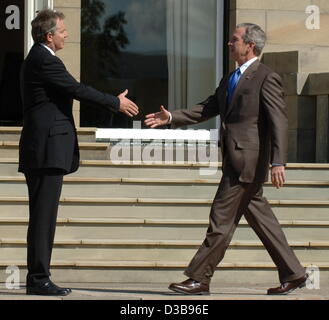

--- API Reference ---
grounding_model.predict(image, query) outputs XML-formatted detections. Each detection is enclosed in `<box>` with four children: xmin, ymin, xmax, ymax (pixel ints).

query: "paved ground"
<box><xmin>0</xmin><ymin>282</ymin><xmax>328</xmax><ymax>300</ymax></box>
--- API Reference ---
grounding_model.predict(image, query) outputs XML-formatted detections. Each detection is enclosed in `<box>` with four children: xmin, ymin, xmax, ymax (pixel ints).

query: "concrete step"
<box><xmin>0</xmin><ymin>156</ymin><xmax>326</xmax><ymax>286</ymax></box>
<box><xmin>286</xmin><ymin>164</ymin><xmax>329</xmax><ymax>181</ymax></box>
<box><xmin>0</xmin><ymin>217</ymin><xmax>328</xmax><ymax>241</ymax></box>
<box><xmin>0</xmin><ymin>141</ymin><xmax>109</xmax><ymax>160</ymax></box>
<box><xmin>1</xmin><ymin>159</ymin><xmax>329</xmax><ymax>181</ymax></box>
<box><xmin>0</xmin><ymin>127</ymin><xmax>97</xmax><ymax>142</ymax></box>
<box><xmin>0</xmin><ymin>158</ymin><xmax>222</xmax><ymax>180</ymax></box>
<box><xmin>0</xmin><ymin>260</ymin><xmax>327</xmax><ymax>284</ymax></box>
<box><xmin>0</xmin><ymin>176</ymin><xmax>328</xmax><ymax>200</ymax></box>
<box><xmin>0</xmin><ymin>159</ymin><xmax>222</xmax><ymax>179</ymax></box>
<box><xmin>72</xmin><ymin>162</ymin><xmax>329</xmax><ymax>181</ymax></box>
<box><xmin>0</xmin><ymin>197</ymin><xmax>328</xmax><ymax>221</ymax></box>
<box><xmin>1</xmin><ymin>239</ymin><xmax>328</xmax><ymax>263</ymax></box>
<box><xmin>0</xmin><ymin>141</ymin><xmax>218</xmax><ymax>161</ymax></box>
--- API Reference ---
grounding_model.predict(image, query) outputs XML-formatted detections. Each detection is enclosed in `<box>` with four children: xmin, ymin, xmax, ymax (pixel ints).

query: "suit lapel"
<box><xmin>225</xmin><ymin>60</ymin><xmax>260</xmax><ymax>118</ymax></box>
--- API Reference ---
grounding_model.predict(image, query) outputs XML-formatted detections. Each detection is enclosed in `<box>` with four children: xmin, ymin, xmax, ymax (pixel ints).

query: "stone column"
<box><xmin>54</xmin><ymin>0</ymin><xmax>81</xmax><ymax>127</ymax></box>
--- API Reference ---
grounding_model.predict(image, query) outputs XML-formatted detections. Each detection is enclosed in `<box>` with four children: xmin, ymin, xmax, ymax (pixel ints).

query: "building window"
<box><xmin>0</xmin><ymin>0</ymin><xmax>24</xmax><ymax>126</ymax></box>
<box><xmin>0</xmin><ymin>0</ymin><xmax>52</xmax><ymax>126</ymax></box>
<box><xmin>80</xmin><ymin>0</ymin><xmax>220</xmax><ymax>129</ymax></box>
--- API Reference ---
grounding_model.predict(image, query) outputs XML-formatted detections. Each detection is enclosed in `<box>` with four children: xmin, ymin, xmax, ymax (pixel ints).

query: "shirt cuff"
<box><xmin>168</xmin><ymin>112</ymin><xmax>172</xmax><ymax>125</ymax></box>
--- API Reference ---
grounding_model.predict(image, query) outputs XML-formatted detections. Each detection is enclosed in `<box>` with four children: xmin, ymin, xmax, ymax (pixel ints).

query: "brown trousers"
<box><xmin>184</xmin><ymin>172</ymin><xmax>305</xmax><ymax>285</ymax></box>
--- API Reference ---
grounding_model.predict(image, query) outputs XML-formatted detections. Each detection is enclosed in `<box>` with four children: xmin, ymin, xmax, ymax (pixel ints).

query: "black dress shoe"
<box><xmin>26</xmin><ymin>280</ymin><xmax>72</xmax><ymax>296</ymax></box>
<box><xmin>267</xmin><ymin>274</ymin><xmax>308</xmax><ymax>295</ymax></box>
<box><xmin>169</xmin><ymin>278</ymin><xmax>210</xmax><ymax>295</ymax></box>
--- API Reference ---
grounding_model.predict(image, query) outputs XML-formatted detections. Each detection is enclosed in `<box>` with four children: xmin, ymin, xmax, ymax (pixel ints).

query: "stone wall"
<box><xmin>262</xmin><ymin>51</ymin><xmax>315</xmax><ymax>163</ymax></box>
<box><xmin>231</xmin><ymin>0</ymin><xmax>329</xmax><ymax>73</ymax></box>
<box><xmin>54</xmin><ymin>0</ymin><xmax>81</xmax><ymax>126</ymax></box>
<box><xmin>50</xmin><ymin>0</ymin><xmax>329</xmax><ymax>162</ymax></box>
<box><xmin>230</xmin><ymin>1</ymin><xmax>329</xmax><ymax>163</ymax></box>
<box><xmin>263</xmin><ymin>51</ymin><xmax>329</xmax><ymax>163</ymax></box>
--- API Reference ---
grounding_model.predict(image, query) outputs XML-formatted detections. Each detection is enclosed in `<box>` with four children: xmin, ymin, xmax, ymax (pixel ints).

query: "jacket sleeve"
<box><xmin>40</xmin><ymin>55</ymin><xmax>120</xmax><ymax>113</ymax></box>
<box><xmin>170</xmin><ymin>86</ymin><xmax>221</xmax><ymax>129</ymax></box>
<box><xmin>261</xmin><ymin>72</ymin><xmax>288</xmax><ymax>165</ymax></box>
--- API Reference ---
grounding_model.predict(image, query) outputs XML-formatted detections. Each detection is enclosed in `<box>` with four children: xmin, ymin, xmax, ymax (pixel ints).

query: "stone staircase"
<box><xmin>0</xmin><ymin>127</ymin><xmax>328</xmax><ymax>285</ymax></box>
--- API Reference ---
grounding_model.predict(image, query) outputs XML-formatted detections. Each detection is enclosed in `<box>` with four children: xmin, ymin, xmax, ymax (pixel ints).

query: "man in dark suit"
<box><xmin>145</xmin><ymin>23</ymin><xmax>307</xmax><ymax>295</ymax></box>
<box><xmin>19</xmin><ymin>9</ymin><xmax>138</xmax><ymax>296</ymax></box>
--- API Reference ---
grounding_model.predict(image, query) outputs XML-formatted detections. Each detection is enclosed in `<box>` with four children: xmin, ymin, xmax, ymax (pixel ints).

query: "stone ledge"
<box><xmin>302</xmin><ymin>73</ymin><xmax>329</xmax><ymax>95</ymax></box>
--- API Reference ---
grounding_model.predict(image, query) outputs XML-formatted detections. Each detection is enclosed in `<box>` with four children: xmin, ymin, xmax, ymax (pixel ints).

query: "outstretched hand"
<box><xmin>118</xmin><ymin>89</ymin><xmax>139</xmax><ymax>117</ymax></box>
<box><xmin>144</xmin><ymin>105</ymin><xmax>170</xmax><ymax>128</ymax></box>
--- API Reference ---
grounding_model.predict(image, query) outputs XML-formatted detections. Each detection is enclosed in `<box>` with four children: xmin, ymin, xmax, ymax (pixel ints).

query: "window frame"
<box><xmin>24</xmin><ymin>0</ymin><xmax>53</xmax><ymax>57</ymax></box>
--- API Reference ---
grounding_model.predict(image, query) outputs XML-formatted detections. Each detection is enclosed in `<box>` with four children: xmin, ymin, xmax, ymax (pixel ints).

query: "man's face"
<box><xmin>228</xmin><ymin>27</ymin><xmax>254</xmax><ymax>63</ymax></box>
<box><xmin>50</xmin><ymin>18</ymin><xmax>68</xmax><ymax>52</ymax></box>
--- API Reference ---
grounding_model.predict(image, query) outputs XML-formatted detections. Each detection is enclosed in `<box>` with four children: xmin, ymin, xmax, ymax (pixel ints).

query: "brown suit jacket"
<box><xmin>171</xmin><ymin>60</ymin><xmax>288</xmax><ymax>183</ymax></box>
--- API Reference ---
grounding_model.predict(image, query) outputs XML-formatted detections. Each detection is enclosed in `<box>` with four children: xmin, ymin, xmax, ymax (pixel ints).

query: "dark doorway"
<box><xmin>0</xmin><ymin>0</ymin><xmax>24</xmax><ymax>126</ymax></box>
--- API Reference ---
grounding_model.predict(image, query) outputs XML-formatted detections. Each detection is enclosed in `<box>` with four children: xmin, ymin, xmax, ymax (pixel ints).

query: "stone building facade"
<box><xmin>229</xmin><ymin>0</ymin><xmax>329</xmax><ymax>162</ymax></box>
<box><xmin>1</xmin><ymin>0</ymin><xmax>328</xmax><ymax>162</ymax></box>
<box><xmin>51</xmin><ymin>0</ymin><xmax>328</xmax><ymax>163</ymax></box>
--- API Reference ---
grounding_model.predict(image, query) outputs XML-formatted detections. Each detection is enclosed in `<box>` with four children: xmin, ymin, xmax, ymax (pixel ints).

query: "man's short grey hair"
<box><xmin>31</xmin><ymin>9</ymin><xmax>65</xmax><ymax>44</ymax></box>
<box><xmin>236</xmin><ymin>23</ymin><xmax>267</xmax><ymax>56</ymax></box>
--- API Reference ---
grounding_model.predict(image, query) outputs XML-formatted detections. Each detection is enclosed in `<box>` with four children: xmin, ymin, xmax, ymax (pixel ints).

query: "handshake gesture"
<box><xmin>118</xmin><ymin>90</ymin><xmax>171</xmax><ymax>129</ymax></box>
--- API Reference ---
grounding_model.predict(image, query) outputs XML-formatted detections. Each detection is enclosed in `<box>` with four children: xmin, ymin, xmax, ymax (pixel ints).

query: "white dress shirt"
<box><xmin>40</xmin><ymin>43</ymin><xmax>55</xmax><ymax>56</ymax></box>
<box><xmin>238</xmin><ymin>56</ymin><xmax>258</xmax><ymax>74</ymax></box>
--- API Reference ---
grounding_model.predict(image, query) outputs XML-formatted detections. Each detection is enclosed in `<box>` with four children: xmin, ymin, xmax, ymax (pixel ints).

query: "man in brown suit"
<box><xmin>145</xmin><ymin>23</ymin><xmax>307</xmax><ymax>295</ymax></box>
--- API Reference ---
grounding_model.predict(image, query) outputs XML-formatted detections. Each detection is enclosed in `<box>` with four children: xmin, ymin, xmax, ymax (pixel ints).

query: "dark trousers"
<box><xmin>184</xmin><ymin>173</ymin><xmax>305</xmax><ymax>285</ymax></box>
<box><xmin>24</xmin><ymin>169</ymin><xmax>64</xmax><ymax>285</ymax></box>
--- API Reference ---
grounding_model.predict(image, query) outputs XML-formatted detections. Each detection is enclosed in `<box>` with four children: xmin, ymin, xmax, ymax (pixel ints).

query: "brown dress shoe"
<box><xmin>168</xmin><ymin>278</ymin><xmax>210</xmax><ymax>295</ymax></box>
<box><xmin>267</xmin><ymin>274</ymin><xmax>308</xmax><ymax>295</ymax></box>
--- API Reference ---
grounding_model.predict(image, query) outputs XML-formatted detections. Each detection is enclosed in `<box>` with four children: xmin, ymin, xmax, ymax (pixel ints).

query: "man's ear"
<box><xmin>45</xmin><ymin>32</ymin><xmax>53</xmax><ymax>44</ymax></box>
<box><xmin>248</xmin><ymin>41</ymin><xmax>256</xmax><ymax>53</ymax></box>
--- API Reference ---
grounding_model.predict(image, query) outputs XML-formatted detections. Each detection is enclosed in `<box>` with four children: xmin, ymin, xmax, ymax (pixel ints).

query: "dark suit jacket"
<box><xmin>19</xmin><ymin>44</ymin><xmax>120</xmax><ymax>174</ymax></box>
<box><xmin>171</xmin><ymin>60</ymin><xmax>288</xmax><ymax>183</ymax></box>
